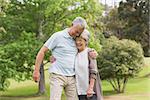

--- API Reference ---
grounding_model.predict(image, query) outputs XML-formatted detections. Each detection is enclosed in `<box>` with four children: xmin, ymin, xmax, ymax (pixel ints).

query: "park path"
<box><xmin>104</xmin><ymin>93</ymin><xmax>150</xmax><ymax>100</ymax></box>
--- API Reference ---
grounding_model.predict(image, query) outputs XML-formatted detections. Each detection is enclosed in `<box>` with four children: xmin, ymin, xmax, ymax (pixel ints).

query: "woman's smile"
<box><xmin>75</xmin><ymin>37</ymin><xmax>86</xmax><ymax>52</ymax></box>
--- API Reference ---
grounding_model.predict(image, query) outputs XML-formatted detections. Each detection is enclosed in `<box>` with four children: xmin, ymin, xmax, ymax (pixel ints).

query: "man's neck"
<box><xmin>68</xmin><ymin>28</ymin><xmax>74</xmax><ymax>37</ymax></box>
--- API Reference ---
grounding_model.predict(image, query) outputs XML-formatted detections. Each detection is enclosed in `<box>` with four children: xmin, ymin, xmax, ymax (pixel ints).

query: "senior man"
<box><xmin>33</xmin><ymin>17</ymin><xmax>89</xmax><ymax>100</ymax></box>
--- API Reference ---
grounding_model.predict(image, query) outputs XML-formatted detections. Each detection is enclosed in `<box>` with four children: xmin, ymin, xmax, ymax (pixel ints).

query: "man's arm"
<box><xmin>33</xmin><ymin>46</ymin><xmax>49</xmax><ymax>82</ymax></box>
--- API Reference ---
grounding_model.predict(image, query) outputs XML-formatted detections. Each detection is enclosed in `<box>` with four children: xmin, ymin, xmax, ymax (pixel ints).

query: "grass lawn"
<box><xmin>0</xmin><ymin>58</ymin><xmax>150</xmax><ymax>100</ymax></box>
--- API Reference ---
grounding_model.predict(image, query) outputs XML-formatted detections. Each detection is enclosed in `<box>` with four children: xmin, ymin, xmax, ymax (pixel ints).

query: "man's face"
<box><xmin>71</xmin><ymin>25</ymin><xmax>84</xmax><ymax>37</ymax></box>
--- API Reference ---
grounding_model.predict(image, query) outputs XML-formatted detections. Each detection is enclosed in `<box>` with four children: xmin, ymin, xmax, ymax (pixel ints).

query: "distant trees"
<box><xmin>118</xmin><ymin>0</ymin><xmax>149</xmax><ymax>57</ymax></box>
<box><xmin>101</xmin><ymin>0</ymin><xmax>149</xmax><ymax>56</ymax></box>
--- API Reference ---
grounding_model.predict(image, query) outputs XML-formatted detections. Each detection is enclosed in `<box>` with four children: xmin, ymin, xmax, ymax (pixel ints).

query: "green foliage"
<box><xmin>101</xmin><ymin>8</ymin><xmax>126</xmax><ymax>38</ymax></box>
<box><xmin>102</xmin><ymin>0</ymin><xmax>149</xmax><ymax>56</ymax></box>
<box><xmin>0</xmin><ymin>32</ymin><xmax>41</xmax><ymax>90</ymax></box>
<box><xmin>97</xmin><ymin>36</ymin><xmax>144</xmax><ymax>93</ymax></box>
<box><xmin>0</xmin><ymin>0</ymin><xmax>10</xmax><ymax>16</ymax></box>
<box><xmin>117</xmin><ymin>0</ymin><xmax>149</xmax><ymax>56</ymax></box>
<box><xmin>88</xmin><ymin>31</ymin><xmax>102</xmax><ymax>52</ymax></box>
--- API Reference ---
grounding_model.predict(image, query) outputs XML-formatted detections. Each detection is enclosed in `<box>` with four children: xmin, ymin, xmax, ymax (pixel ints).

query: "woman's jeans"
<box><xmin>78</xmin><ymin>94</ymin><xmax>97</xmax><ymax>100</ymax></box>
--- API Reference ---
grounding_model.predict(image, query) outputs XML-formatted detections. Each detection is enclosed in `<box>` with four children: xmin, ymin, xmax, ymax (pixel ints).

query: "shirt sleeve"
<box><xmin>88</xmin><ymin>48</ymin><xmax>98</xmax><ymax>80</ymax></box>
<box><xmin>44</xmin><ymin>33</ymin><xmax>59</xmax><ymax>50</ymax></box>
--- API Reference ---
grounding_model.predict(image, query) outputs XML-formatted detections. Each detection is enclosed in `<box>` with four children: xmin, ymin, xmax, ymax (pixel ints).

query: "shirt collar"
<box><xmin>63</xmin><ymin>28</ymin><xmax>73</xmax><ymax>39</ymax></box>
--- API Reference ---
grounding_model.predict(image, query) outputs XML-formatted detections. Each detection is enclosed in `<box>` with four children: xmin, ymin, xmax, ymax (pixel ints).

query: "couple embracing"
<box><xmin>33</xmin><ymin>17</ymin><xmax>103</xmax><ymax>100</ymax></box>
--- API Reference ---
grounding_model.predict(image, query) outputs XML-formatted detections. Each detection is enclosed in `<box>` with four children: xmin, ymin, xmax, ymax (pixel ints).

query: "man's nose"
<box><xmin>76</xmin><ymin>33</ymin><xmax>80</xmax><ymax>36</ymax></box>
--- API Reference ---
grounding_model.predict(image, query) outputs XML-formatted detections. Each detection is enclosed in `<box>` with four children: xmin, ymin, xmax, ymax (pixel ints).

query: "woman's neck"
<box><xmin>78</xmin><ymin>47</ymin><xmax>86</xmax><ymax>53</ymax></box>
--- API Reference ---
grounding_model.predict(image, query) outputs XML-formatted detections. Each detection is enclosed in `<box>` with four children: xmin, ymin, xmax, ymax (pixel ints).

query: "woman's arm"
<box><xmin>87</xmin><ymin>48</ymin><xmax>98</xmax><ymax>97</ymax></box>
<box><xmin>87</xmin><ymin>78</ymin><xmax>95</xmax><ymax>97</ymax></box>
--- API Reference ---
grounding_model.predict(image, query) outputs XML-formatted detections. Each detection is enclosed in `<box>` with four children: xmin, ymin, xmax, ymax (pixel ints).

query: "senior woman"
<box><xmin>75</xmin><ymin>29</ymin><xmax>103</xmax><ymax>100</ymax></box>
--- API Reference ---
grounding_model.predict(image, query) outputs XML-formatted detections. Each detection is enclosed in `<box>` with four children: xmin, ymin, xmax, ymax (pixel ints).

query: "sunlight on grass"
<box><xmin>144</xmin><ymin>57</ymin><xmax>150</xmax><ymax>67</ymax></box>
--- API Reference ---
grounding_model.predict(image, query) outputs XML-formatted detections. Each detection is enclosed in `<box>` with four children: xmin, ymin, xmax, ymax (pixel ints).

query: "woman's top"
<box><xmin>75</xmin><ymin>47</ymin><xmax>103</xmax><ymax>100</ymax></box>
<box><xmin>75</xmin><ymin>47</ymin><xmax>89</xmax><ymax>95</ymax></box>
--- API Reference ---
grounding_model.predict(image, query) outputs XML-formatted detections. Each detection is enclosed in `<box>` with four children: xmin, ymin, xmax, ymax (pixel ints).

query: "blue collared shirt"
<box><xmin>44</xmin><ymin>28</ymin><xmax>78</xmax><ymax>76</ymax></box>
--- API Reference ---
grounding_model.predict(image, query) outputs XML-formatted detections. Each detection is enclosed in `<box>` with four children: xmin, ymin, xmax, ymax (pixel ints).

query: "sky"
<box><xmin>99</xmin><ymin>0</ymin><xmax>124</xmax><ymax>7</ymax></box>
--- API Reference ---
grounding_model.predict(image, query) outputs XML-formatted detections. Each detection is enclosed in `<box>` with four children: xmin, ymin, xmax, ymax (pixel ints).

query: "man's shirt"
<box><xmin>44</xmin><ymin>28</ymin><xmax>77</xmax><ymax>76</ymax></box>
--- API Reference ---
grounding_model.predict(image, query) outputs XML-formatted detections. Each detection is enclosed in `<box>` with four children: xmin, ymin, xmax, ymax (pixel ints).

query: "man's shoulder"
<box><xmin>52</xmin><ymin>29</ymin><xmax>66</xmax><ymax>38</ymax></box>
<box><xmin>53</xmin><ymin>30</ymin><xmax>63</xmax><ymax>37</ymax></box>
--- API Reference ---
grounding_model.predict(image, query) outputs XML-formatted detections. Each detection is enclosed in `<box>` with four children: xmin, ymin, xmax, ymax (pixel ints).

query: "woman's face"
<box><xmin>75</xmin><ymin>37</ymin><xmax>86</xmax><ymax>52</ymax></box>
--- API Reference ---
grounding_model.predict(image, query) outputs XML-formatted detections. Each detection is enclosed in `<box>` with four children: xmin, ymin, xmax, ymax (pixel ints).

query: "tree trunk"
<box><xmin>108</xmin><ymin>79</ymin><xmax>118</xmax><ymax>92</ymax></box>
<box><xmin>121</xmin><ymin>77</ymin><xmax>128</xmax><ymax>93</ymax></box>
<box><xmin>117</xmin><ymin>78</ymin><xmax>121</xmax><ymax>93</ymax></box>
<box><xmin>37</xmin><ymin>19</ymin><xmax>44</xmax><ymax>38</ymax></box>
<box><xmin>38</xmin><ymin>63</ymin><xmax>46</xmax><ymax>95</ymax></box>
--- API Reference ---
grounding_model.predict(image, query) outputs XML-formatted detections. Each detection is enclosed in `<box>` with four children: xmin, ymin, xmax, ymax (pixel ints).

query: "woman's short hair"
<box><xmin>80</xmin><ymin>29</ymin><xmax>90</xmax><ymax>42</ymax></box>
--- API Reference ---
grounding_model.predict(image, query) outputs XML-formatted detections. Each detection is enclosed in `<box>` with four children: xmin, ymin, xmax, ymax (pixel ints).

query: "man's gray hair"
<box><xmin>72</xmin><ymin>17</ymin><xmax>87</xmax><ymax>29</ymax></box>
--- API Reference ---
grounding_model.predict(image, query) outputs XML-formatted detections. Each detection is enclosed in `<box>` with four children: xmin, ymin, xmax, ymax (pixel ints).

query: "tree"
<box><xmin>117</xmin><ymin>0</ymin><xmax>149</xmax><ymax>56</ymax></box>
<box><xmin>101</xmin><ymin>8</ymin><xmax>126</xmax><ymax>39</ymax></box>
<box><xmin>97</xmin><ymin>36</ymin><xmax>144</xmax><ymax>93</ymax></box>
<box><xmin>101</xmin><ymin>0</ymin><xmax>149</xmax><ymax>56</ymax></box>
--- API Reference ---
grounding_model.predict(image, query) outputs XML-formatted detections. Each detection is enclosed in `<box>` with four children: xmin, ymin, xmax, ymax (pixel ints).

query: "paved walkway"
<box><xmin>104</xmin><ymin>93</ymin><xmax>150</xmax><ymax>100</ymax></box>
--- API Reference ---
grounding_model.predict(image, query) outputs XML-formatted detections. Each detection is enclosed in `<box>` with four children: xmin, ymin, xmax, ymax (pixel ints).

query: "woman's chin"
<box><xmin>77</xmin><ymin>47</ymin><xmax>81</xmax><ymax>51</ymax></box>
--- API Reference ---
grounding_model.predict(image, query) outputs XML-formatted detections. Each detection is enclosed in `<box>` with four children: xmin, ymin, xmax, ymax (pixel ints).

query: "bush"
<box><xmin>97</xmin><ymin>36</ymin><xmax>144</xmax><ymax>93</ymax></box>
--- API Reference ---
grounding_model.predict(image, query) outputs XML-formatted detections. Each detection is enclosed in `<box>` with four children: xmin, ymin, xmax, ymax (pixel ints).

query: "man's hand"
<box><xmin>33</xmin><ymin>46</ymin><xmax>48</xmax><ymax>83</ymax></box>
<box><xmin>33</xmin><ymin>70</ymin><xmax>40</xmax><ymax>83</ymax></box>
<box><xmin>88</xmin><ymin>49</ymin><xmax>98</xmax><ymax>59</ymax></box>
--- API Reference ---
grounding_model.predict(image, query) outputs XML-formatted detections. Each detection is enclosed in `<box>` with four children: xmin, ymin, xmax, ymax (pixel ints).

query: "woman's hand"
<box><xmin>50</xmin><ymin>56</ymin><xmax>56</xmax><ymax>63</ymax></box>
<box><xmin>87</xmin><ymin>87</ymin><xmax>95</xmax><ymax>97</ymax></box>
<box><xmin>88</xmin><ymin>49</ymin><xmax>98</xmax><ymax>59</ymax></box>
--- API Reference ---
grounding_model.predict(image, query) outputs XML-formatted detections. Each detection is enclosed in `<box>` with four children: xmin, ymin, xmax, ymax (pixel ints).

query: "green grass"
<box><xmin>101</xmin><ymin>78</ymin><xmax>150</xmax><ymax>96</ymax></box>
<box><xmin>0</xmin><ymin>57</ymin><xmax>150</xmax><ymax>100</ymax></box>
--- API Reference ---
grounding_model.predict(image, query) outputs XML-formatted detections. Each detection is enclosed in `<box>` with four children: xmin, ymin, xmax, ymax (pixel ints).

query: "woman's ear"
<box><xmin>86</xmin><ymin>41</ymin><xmax>88</xmax><ymax>46</ymax></box>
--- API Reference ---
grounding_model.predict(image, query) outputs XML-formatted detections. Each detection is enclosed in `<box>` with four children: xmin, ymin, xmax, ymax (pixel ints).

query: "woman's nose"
<box><xmin>76</xmin><ymin>41</ymin><xmax>80</xmax><ymax>44</ymax></box>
